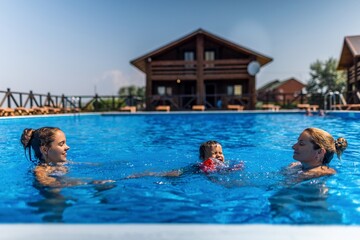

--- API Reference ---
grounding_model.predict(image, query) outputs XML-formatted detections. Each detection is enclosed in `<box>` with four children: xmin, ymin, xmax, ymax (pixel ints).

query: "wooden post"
<box><xmin>6</xmin><ymin>88</ymin><xmax>11</xmax><ymax>108</ymax></box>
<box><xmin>145</xmin><ymin>58</ymin><xmax>152</xmax><ymax>110</ymax></box>
<box><xmin>248</xmin><ymin>76</ymin><xmax>256</xmax><ymax>109</ymax></box>
<box><xmin>196</xmin><ymin>34</ymin><xmax>204</xmax><ymax>105</ymax></box>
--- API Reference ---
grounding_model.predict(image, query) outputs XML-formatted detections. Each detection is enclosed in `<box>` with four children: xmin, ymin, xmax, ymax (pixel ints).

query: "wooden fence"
<box><xmin>0</xmin><ymin>88</ymin><xmax>325</xmax><ymax>112</ymax></box>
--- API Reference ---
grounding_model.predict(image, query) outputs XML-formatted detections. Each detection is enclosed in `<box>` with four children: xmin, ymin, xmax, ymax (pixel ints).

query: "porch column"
<box><xmin>249</xmin><ymin>75</ymin><xmax>256</xmax><ymax>110</ymax></box>
<box><xmin>355</xmin><ymin>58</ymin><xmax>359</xmax><ymax>94</ymax></box>
<box><xmin>145</xmin><ymin>58</ymin><xmax>152</xmax><ymax>110</ymax></box>
<box><xmin>196</xmin><ymin>34</ymin><xmax>204</xmax><ymax>105</ymax></box>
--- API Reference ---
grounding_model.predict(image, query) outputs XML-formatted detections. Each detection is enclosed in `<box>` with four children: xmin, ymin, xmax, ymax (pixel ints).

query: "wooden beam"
<box><xmin>145</xmin><ymin>59</ymin><xmax>152</xmax><ymax>110</ymax></box>
<box><xmin>196</xmin><ymin>34</ymin><xmax>204</xmax><ymax>105</ymax></box>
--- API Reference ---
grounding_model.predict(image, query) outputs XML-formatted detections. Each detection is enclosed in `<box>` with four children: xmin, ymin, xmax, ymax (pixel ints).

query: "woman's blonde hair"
<box><xmin>304</xmin><ymin>127</ymin><xmax>347</xmax><ymax>165</ymax></box>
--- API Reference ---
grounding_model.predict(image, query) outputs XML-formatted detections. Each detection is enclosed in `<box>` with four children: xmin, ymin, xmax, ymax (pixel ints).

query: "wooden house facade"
<box><xmin>338</xmin><ymin>35</ymin><xmax>360</xmax><ymax>103</ymax></box>
<box><xmin>130</xmin><ymin>29</ymin><xmax>272</xmax><ymax>110</ymax></box>
<box><xmin>257</xmin><ymin>78</ymin><xmax>306</xmax><ymax>105</ymax></box>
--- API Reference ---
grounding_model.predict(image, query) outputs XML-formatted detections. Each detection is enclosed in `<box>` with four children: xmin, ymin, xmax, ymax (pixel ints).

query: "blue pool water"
<box><xmin>0</xmin><ymin>112</ymin><xmax>360</xmax><ymax>224</ymax></box>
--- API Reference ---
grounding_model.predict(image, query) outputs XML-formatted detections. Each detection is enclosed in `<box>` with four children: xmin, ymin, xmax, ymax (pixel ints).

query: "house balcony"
<box><xmin>149</xmin><ymin>59</ymin><xmax>251</xmax><ymax>81</ymax></box>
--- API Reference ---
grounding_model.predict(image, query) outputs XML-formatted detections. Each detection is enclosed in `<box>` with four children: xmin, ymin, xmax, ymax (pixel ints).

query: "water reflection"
<box><xmin>26</xmin><ymin>166</ymin><xmax>116</xmax><ymax>223</ymax></box>
<box><xmin>27</xmin><ymin>184</ymin><xmax>74</xmax><ymax>222</ymax></box>
<box><xmin>269</xmin><ymin>180</ymin><xmax>342</xmax><ymax>224</ymax></box>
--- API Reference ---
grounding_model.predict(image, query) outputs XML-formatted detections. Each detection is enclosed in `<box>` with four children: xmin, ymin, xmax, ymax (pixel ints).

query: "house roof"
<box><xmin>257</xmin><ymin>80</ymin><xmax>280</xmax><ymax>92</ymax></box>
<box><xmin>338</xmin><ymin>35</ymin><xmax>360</xmax><ymax>70</ymax></box>
<box><xmin>257</xmin><ymin>78</ymin><xmax>306</xmax><ymax>92</ymax></box>
<box><xmin>130</xmin><ymin>28</ymin><xmax>273</xmax><ymax>73</ymax></box>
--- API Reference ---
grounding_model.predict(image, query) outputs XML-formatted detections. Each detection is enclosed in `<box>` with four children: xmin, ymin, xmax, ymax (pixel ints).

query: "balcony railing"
<box><xmin>150</xmin><ymin>59</ymin><xmax>250</xmax><ymax>80</ymax></box>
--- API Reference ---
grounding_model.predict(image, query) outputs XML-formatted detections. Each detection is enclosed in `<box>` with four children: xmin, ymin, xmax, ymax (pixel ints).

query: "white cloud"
<box><xmin>94</xmin><ymin>70</ymin><xmax>145</xmax><ymax>95</ymax></box>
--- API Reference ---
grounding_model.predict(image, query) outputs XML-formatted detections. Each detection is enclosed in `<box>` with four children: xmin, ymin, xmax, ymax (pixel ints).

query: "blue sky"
<box><xmin>1</xmin><ymin>0</ymin><xmax>360</xmax><ymax>95</ymax></box>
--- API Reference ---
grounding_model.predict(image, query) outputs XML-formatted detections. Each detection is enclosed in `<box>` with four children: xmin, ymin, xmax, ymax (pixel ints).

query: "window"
<box><xmin>184</xmin><ymin>51</ymin><xmax>194</xmax><ymax>68</ymax></box>
<box><xmin>205</xmin><ymin>51</ymin><xmax>215</xmax><ymax>60</ymax></box>
<box><xmin>157</xmin><ymin>86</ymin><xmax>172</xmax><ymax>96</ymax></box>
<box><xmin>184</xmin><ymin>51</ymin><xmax>194</xmax><ymax>61</ymax></box>
<box><xmin>234</xmin><ymin>85</ymin><xmax>242</xmax><ymax>96</ymax></box>
<box><xmin>166</xmin><ymin>87</ymin><xmax>172</xmax><ymax>95</ymax></box>
<box><xmin>205</xmin><ymin>51</ymin><xmax>215</xmax><ymax>68</ymax></box>
<box><xmin>227</xmin><ymin>85</ymin><xmax>242</xmax><ymax>96</ymax></box>
<box><xmin>227</xmin><ymin>86</ymin><xmax>233</xmax><ymax>95</ymax></box>
<box><xmin>157</xmin><ymin>86</ymin><xmax>165</xmax><ymax>95</ymax></box>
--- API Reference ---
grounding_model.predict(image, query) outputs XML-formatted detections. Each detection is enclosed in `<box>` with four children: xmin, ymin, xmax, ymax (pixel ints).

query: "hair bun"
<box><xmin>20</xmin><ymin>128</ymin><xmax>35</xmax><ymax>148</ymax></box>
<box><xmin>335</xmin><ymin>137</ymin><xmax>347</xmax><ymax>150</ymax></box>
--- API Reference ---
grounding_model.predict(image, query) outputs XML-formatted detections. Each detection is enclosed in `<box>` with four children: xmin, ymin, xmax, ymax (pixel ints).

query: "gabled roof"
<box><xmin>130</xmin><ymin>28</ymin><xmax>273</xmax><ymax>73</ymax></box>
<box><xmin>258</xmin><ymin>78</ymin><xmax>305</xmax><ymax>92</ymax></box>
<box><xmin>338</xmin><ymin>35</ymin><xmax>360</xmax><ymax>70</ymax></box>
<box><xmin>257</xmin><ymin>80</ymin><xmax>280</xmax><ymax>92</ymax></box>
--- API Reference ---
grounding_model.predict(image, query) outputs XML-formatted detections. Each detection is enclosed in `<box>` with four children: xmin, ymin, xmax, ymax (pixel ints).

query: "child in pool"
<box><xmin>127</xmin><ymin>140</ymin><xmax>244</xmax><ymax>178</ymax></box>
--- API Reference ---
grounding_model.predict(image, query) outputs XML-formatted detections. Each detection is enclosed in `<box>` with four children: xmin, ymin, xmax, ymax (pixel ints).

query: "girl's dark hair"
<box><xmin>20</xmin><ymin>127</ymin><xmax>61</xmax><ymax>163</ymax></box>
<box><xmin>199</xmin><ymin>140</ymin><xmax>220</xmax><ymax>160</ymax></box>
<box><xmin>304</xmin><ymin>128</ymin><xmax>348</xmax><ymax>165</ymax></box>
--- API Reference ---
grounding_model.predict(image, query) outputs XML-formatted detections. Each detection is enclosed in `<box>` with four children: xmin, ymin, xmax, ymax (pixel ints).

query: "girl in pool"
<box><xmin>127</xmin><ymin>140</ymin><xmax>244</xmax><ymax>178</ymax></box>
<box><xmin>21</xmin><ymin>127</ymin><xmax>113</xmax><ymax>187</ymax></box>
<box><xmin>286</xmin><ymin>127</ymin><xmax>347</xmax><ymax>182</ymax></box>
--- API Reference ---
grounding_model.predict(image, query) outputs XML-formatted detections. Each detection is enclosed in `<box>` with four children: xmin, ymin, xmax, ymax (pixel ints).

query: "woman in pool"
<box><xmin>127</xmin><ymin>140</ymin><xmax>243</xmax><ymax>178</ymax></box>
<box><xmin>286</xmin><ymin>127</ymin><xmax>347</xmax><ymax>182</ymax></box>
<box><xmin>21</xmin><ymin>127</ymin><xmax>113</xmax><ymax>187</ymax></box>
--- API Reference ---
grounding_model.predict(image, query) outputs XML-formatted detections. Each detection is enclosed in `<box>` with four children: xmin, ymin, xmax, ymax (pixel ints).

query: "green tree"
<box><xmin>117</xmin><ymin>85</ymin><xmax>146</xmax><ymax>107</ymax></box>
<box><xmin>118</xmin><ymin>85</ymin><xmax>145</xmax><ymax>97</ymax></box>
<box><xmin>306</xmin><ymin>58</ymin><xmax>346</xmax><ymax>95</ymax></box>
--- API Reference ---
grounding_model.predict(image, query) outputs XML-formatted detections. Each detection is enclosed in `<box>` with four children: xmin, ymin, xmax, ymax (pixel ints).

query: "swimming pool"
<box><xmin>1</xmin><ymin>112</ymin><xmax>359</xmax><ymax>224</ymax></box>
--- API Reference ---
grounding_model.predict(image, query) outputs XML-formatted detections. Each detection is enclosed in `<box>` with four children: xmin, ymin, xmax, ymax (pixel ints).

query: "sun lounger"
<box><xmin>334</xmin><ymin>104</ymin><xmax>360</xmax><ymax>110</ymax></box>
<box><xmin>309</xmin><ymin>105</ymin><xmax>319</xmax><ymax>111</ymax></box>
<box><xmin>14</xmin><ymin>107</ymin><xmax>33</xmax><ymax>115</ymax></box>
<box><xmin>31</xmin><ymin>107</ymin><xmax>49</xmax><ymax>115</ymax></box>
<box><xmin>262</xmin><ymin>104</ymin><xmax>280</xmax><ymax>111</ymax></box>
<box><xmin>297</xmin><ymin>104</ymin><xmax>310</xmax><ymax>109</ymax></box>
<box><xmin>227</xmin><ymin>104</ymin><xmax>244</xmax><ymax>111</ymax></box>
<box><xmin>332</xmin><ymin>94</ymin><xmax>360</xmax><ymax>110</ymax></box>
<box><xmin>155</xmin><ymin>105</ymin><xmax>170</xmax><ymax>112</ymax></box>
<box><xmin>119</xmin><ymin>106</ymin><xmax>137</xmax><ymax>112</ymax></box>
<box><xmin>297</xmin><ymin>104</ymin><xmax>318</xmax><ymax>111</ymax></box>
<box><xmin>192</xmin><ymin>105</ymin><xmax>205</xmax><ymax>111</ymax></box>
<box><xmin>0</xmin><ymin>108</ymin><xmax>15</xmax><ymax>116</ymax></box>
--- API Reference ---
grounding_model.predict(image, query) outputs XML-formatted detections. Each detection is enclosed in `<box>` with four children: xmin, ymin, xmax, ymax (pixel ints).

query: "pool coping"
<box><xmin>1</xmin><ymin>110</ymin><xmax>360</xmax><ymax>119</ymax></box>
<box><xmin>1</xmin><ymin>224</ymin><xmax>360</xmax><ymax>240</ymax></box>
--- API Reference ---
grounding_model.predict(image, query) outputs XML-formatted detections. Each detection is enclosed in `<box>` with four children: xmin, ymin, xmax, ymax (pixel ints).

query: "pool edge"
<box><xmin>1</xmin><ymin>224</ymin><xmax>360</xmax><ymax>240</ymax></box>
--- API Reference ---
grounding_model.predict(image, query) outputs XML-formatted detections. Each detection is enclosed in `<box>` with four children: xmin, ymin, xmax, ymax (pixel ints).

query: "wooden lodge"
<box><xmin>257</xmin><ymin>77</ymin><xmax>306</xmax><ymax>105</ymax></box>
<box><xmin>130</xmin><ymin>28</ymin><xmax>272</xmax><ymax>110</ymax></box>
<box><xmin>338</xmin><ymin>35</ymin><xmax>360</xmax><ymax>103</ymax></box>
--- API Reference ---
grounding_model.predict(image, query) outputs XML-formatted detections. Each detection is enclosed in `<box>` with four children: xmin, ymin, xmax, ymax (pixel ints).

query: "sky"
<box><xmin>1</xmin><ymin>0</ymin><xmax>360</xmax><ymax>96</ymax></box>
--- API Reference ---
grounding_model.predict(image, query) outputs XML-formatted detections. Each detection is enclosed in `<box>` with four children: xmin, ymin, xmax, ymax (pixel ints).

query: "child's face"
<box><xmin>43</xmin><ymin>130</ymin><xmax>70</xmax><ymax>164</ymax></box>
<box><xmin>204</xmin><ymin>144</ymin><xmax>224</xmax><ymax>162</ymax></box>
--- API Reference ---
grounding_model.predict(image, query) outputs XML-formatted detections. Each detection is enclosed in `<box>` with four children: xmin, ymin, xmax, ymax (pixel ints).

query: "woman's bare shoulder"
<box><xmin>300</xmin><ymin>166</ymin><xmax>336</xmax><ymax>180</ymax></box>
<box><xmin>288</xmin><ymin>162</ymin><xmax>301</xmax><ymax>168</ymax></box>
